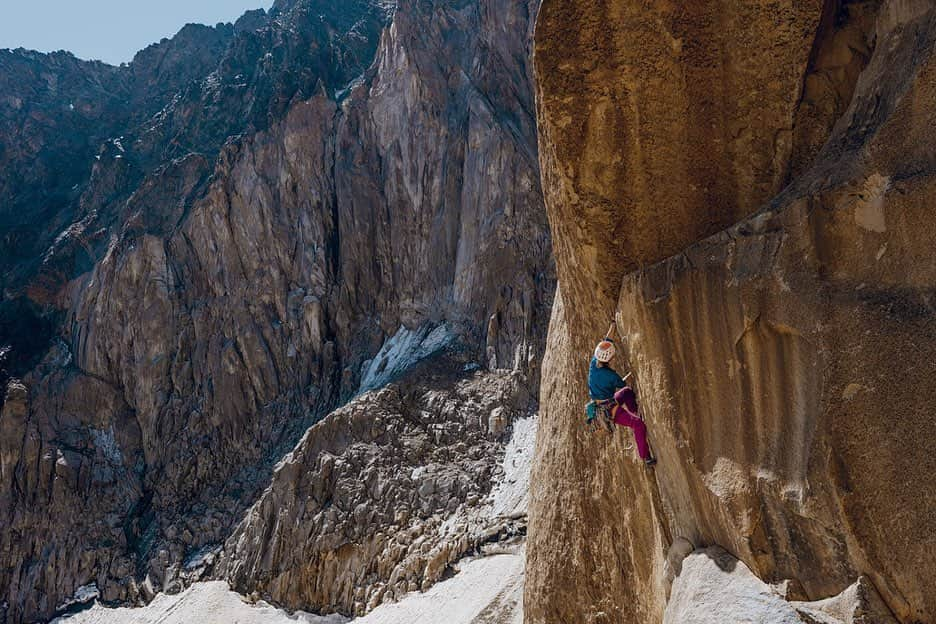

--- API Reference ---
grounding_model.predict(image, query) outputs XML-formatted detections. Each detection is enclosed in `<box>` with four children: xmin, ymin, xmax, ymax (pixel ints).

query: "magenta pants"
<box><xmin>612</xmin><ymin>387</ymin><xmax>650</xmax><ymax>460</ymax></box>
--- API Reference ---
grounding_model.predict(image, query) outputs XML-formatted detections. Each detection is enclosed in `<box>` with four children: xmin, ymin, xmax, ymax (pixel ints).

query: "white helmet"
<box><xmin>594</xmin><ymin>340</ymin><xmax>615</xmax><ymax>362</ymax></box>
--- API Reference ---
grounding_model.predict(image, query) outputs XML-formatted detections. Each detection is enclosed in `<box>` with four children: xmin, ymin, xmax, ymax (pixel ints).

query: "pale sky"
<box><xmin>0</xmin><ymin>0</ymin><xmax>275</xmax><ymax>65</ymax></box>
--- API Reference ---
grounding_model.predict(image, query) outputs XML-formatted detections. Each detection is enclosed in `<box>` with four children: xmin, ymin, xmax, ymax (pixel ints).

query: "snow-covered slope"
<box><xmin>664</xmin><ymin>547</ymin><xmax>899</xmax><ymax>624</ymax></box>
<box><xmin>51</xmin><ymin>582</ymin><xmax>347</xmax><ymax>624</ymax></box>
<box><xmin>52</xmin><ymin>409</ymin><xmax>535</xmax><ymax>624</ymax></box>
<box><xmin>487</xmin><ymin>416</ymin><xmax>535</xmax><ymax>520</ymax></box>
<box><xmin>355</xmin><ymin>552</ymin><xmax>523</xmax><ymax>624</ymax></box>
<box><xmin>53</xmin><ymin>553</ymin><xmax>523</xmax><ymax>624</ymax></box>
<box><xmin>358</xmin><ymin>324</ymin><xmax>456</xmax><ymax>393</ymax></box>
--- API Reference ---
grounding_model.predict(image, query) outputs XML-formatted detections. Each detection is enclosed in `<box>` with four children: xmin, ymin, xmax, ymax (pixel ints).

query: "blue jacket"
<box><xmin>588</xmin><ymin>355</ymin><xmax>625</xmax><ymax>401</ymax></box>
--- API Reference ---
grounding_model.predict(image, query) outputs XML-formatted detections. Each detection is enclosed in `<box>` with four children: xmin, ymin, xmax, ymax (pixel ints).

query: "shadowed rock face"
<box><xmin>0</xmin><ymin>1</ymin><xmax>550</xmax><ymax>622</ymax></box>
<box><xmin>528</xmin><ymin>1</ymin><xmax>935</xmax><ymax>623</ymax></box>
<box><xmin>0</xmin><ymin>24</ymin><xmax>236</xmax><ymax>289</ymax></box>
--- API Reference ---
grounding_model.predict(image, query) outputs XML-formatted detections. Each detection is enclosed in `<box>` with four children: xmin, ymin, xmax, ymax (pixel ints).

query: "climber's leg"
<box><xmin>612</xmin><ymin>405</ymin><xmax>650</xmax><ymax>460</ymax></box>
<box><xmin>614</xmin><ymin>386</ymin><xmax>639</xmax><ymax>413</ymax></box>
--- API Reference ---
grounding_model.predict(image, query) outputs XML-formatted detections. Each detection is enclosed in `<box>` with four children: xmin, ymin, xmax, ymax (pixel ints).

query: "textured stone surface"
<box><xmin>533</xmin><ymin>0</ymin><xmax>823</xmax><ymax>301</ymax></box>
<box><xmin>218</xmin><ymin>358</ymin><xmax>533</xmax><ymax>616</ymax></box>
<box><xmin>0</xmin><ymin>24</ymin><xmax>237</xmax><ymax>299</ymax></box>
<box><xmin>0</xmin><ymin>1</ymin><xmax>550</xmax><ymax>622</ymax></box>
<box><xmin>528</xmin><ymin>1</ymin><xmax>935</xmax><ymax>623</ymax></box>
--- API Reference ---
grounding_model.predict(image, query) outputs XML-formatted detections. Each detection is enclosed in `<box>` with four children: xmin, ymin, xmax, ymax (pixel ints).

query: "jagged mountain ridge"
<box><xmin>0</xmin><ymin>0</ymin><xmax>550</xmax><ymax>622</ymax></box>
<box><xmin>1</xmin><ymin>1</ymin><xmax>393</xmax><ymax>385</ymax></box>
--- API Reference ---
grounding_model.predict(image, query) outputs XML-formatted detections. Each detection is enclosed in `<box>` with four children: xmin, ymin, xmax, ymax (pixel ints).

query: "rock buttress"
<box><xmin>527</xmin><ymin>1</ymin><xmax>936</xmax><ymax>623</ymax></box>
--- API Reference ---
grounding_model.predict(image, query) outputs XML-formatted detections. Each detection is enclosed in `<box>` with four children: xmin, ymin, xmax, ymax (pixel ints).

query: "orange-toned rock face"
<box><xmin>528</xmin><ymin>1</ymin><xmax>936</xmax><ymax>623</ymax></box>
<box><xmin>534</xmin><ymin>0</ymin><xmax>823</xmax><ymax>305</ymax></box>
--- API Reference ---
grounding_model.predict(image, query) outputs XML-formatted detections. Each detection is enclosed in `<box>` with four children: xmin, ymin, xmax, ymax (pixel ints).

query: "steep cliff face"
<box><xmin>0</xmin><ymin>27</ymin><xmax>235</xmax><ymax>392</ymax></box>
<box><xmin>0</xmin><ymin>1</ymin><xmax>549</xmax><ymax>622</ymax></box>
<box><xmin>528</xmin><ymin>1</ymin><xmax>935</xmax><ymax>623</ymax></box>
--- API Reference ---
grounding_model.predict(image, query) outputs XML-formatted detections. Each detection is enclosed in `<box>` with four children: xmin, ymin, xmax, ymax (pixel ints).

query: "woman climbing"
<box><xmin>588</xmin><ymin>320</ymin><xmax>657</xmax><ymax>466</ymax></box>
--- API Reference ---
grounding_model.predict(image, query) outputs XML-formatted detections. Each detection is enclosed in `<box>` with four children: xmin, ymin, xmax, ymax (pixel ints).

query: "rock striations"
<box><xmin>0</xmin><ymin>1</ymin><xmax>550</xmax><ymax>622</ymax></box>
<box><xmin>528</xmin><ymin>1</ymin><xmax>935</xmax><ymax>623</ymax></box>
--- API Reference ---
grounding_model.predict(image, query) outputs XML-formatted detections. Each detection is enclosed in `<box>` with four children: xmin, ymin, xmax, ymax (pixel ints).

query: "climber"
<box><xmin>587</xmin><ymin>320</ymin><xmax>656</xmax><ymax>466</ymax></box>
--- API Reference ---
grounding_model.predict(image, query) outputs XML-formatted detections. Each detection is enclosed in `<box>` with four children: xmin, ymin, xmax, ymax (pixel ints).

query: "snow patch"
<box><xmin>488</xmin><ymin>416</ymin><xmax>536</xmax><ymax>519</ymax></box>
<box><xmin>183</xmin><ymin>544</ymin><xmax>220</xmax><ymax>571</ymax></box>
<box><xmin>52</xmin><ymin>581</ymin><xmax>347</xmax><ymax>624</ymax></box>
<box><xmin>336</xmin><ymin>73</ymin><xmax>367</xmax><ymax>101</ymax></box>
<box><xmin>203</xmin><ymin>72</ymin><xmax>221</xmax><ymax>91</ymax></box>
<box><xmin>665</xmin><ymin>547</ymin><xmax>898</xmax><ymax>624</ymax></box>
<box><xmin>354</xmin><ymin>552</ymin><xmax>523</xmax><ymax>624</ymax></box>
<box><xmin>665</xmin><ymin>548</ymin><xmax>806</xmax><ymax>624</ymax></box>
<box><xmin>56</xmin><ymin>583</ymin><xmax>99</xmax><ymax>612</ymax></box>
<box><xmin>89</xmin><ymin>427</ymin><xmax>122</xmax><ymax>466</ymax></box>
<box><xmin>358</xmin><ymin>324</ymin><xmax>455</xmax><ymax>393</ymax></box>
<box><xmin>50</xmin><ymin>554</ymin><xmax>525</xmax><ymax>624</ymax></box>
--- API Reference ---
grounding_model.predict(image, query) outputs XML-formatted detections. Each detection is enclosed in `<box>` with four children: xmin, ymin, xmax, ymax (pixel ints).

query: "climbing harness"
<box><xmin>585</xmin><ymin>399</ymin><xmax>615</xmax><ymax>433</ymax></box>
<box><xmin>584</xmin><ymin>399</ymin><xmax>636</xmax><ymax>451</ymax></box>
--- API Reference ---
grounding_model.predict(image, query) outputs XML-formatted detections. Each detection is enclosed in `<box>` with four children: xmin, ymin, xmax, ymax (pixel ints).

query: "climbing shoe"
<box><xmin>645</xmin><ymin>456</ymin><xmax>657</xmax><ymax>467</ymax></box>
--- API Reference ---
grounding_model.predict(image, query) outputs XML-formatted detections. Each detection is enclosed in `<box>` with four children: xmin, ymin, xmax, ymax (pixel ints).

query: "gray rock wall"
<box><xmin>218</xmin><ymin>358</ymin><xmax>532</xmax><ymax>616</ymax></box>
<box><xmin>0</xmin><ymin>1</ymin><xmax>551</xmax><ymax>621</ymax></box>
